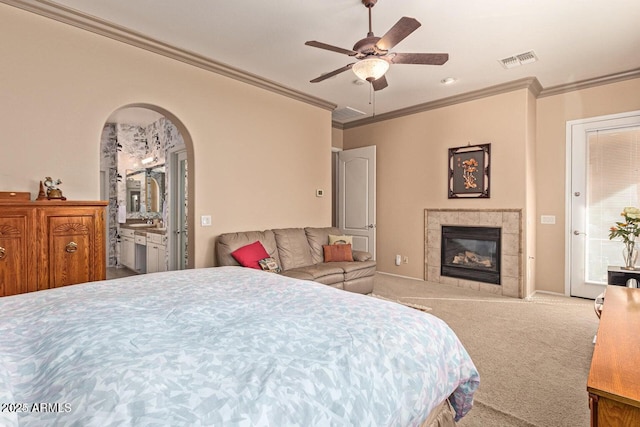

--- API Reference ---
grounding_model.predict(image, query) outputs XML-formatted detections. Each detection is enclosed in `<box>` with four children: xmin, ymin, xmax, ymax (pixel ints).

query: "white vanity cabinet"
<box><xmin>120</xmin><ymin>228</ymin><xmax>136</xmax><ymax>270</ymax></box>
<box><xmin>146</xmin><ymin>232</ymin><xmax>167</xmax><ymax>273</ymax></box>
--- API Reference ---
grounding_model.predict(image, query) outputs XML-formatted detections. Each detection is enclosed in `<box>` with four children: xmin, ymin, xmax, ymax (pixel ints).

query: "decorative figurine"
<box><xmin>36</xmin><ymin>181</ymin><xmax>47</xmax><ymax>200</ymax></box>
<box><xmin>43</xmin><ymin>177</ymin><xmax>66</xmax><ymax>200</ymax></box>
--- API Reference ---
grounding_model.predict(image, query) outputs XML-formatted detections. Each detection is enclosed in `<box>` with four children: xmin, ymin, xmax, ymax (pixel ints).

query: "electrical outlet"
<box><xmin>402</xmin><ymin>256</ymin><xmax>409</xmax><ymax>264</ymax></box>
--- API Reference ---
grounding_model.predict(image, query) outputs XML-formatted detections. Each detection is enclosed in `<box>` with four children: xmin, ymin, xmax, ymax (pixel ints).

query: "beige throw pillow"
<box><xmin>328</xmin><ymin>234</ymin><xmax>353</xmax><ymax>245</ymax></box>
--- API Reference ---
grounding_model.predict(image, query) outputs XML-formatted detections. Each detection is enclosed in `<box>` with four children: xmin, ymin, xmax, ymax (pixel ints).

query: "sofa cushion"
<box><xmin>323</xmin><ymin>244</ymin><xmax>354</xmax><ymax>262</ymax></box>
<box><xmin>352</xmin><ymin>250</ymin><xmax>373</xmax><ymax>262</ymax></box>
<box><xmin>305</xmin><ymin>227</ymin><xmax>342</xmax><ymax>264</ymax></box>
<box><xmin>217</xmin><ymin>230</ymin><xmax>281</xmax><ymax>267</ymax></box>
<box><xmin>286</xmin><ymin>264</ymin><xmax>344</xmax><ymax>279</ymax></box>
<box><xmin>273</xmin><ymin>228</ymin><xmax>314</xmax><ymax>270</ymax></box>
<box><xmin>281</xmin><ymin>268</ymin><xmax>344</xmax><ymax>289</ymax></box>
<box><xmin>343</xmin><ymin>276</ymin><xmax>374</xmax><ymax>294</ymax></box>
<box><xmin>327</xmin><ymin>260</ymin><xmax>377</xmax><ymax>281</ymax></box>
<box><xmin>311</xmin><ymin>273</ymin><xmax>346</xmax><ymax>286</ymax></box>
<box><xmin>283</xmin><ymin>264</ymin><xmax>345</xmax><ymax>286</ymax></box>
<box><xmin>231</xmin><ymin>241</ymin><xmax>270</xmax><ymax>269</ymax></box>
<box><xmin>280</xmin><ymin>270</ymin><xmax>315</xmax><ymax>281</ymax></box>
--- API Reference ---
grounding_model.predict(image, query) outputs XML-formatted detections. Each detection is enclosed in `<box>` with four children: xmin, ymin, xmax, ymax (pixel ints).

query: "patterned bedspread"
<box><xmin>0</xmin><ymin>267</ymin><xmax>478</xmax><ymax>426</ymax></box>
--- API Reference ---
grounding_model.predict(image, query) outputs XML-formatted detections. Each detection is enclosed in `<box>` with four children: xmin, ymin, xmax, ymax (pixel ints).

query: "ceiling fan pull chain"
<box><xmin>371</xmin><ymin>83</ymin><xmax>376</xmax><ymax>117</ymax></box>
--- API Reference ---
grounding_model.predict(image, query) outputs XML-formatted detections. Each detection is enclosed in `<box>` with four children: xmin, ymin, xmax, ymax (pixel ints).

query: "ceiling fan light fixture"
<box><xmin>352</xmin><ymin>58</ymin><xmax>389</xmax><ymax>82</ymax></box>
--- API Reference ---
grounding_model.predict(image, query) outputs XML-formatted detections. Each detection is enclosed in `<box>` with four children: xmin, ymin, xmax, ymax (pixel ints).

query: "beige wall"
<box><xmin>343</xmin><ymin>89</ymin><xmax>534</xmax><ymax>284</ymax></box>
<box><xmin>0</xmin><ymin>4</ymin><xmax>332</xmax><ymax>268</ymax></box>
<box><xmin>343</xmin><ymin>77</ymin><xmax>640</xmax><ymax>295</ymax></box>
<box><xmin>331</xmin><ymin>127</ymin><xmax>344</xmax><ymax>149</ymax></box>
<box><xmin>535</xmin><ymin>78</ymin><xmax>640</xmax><ymax>293</ymax></box>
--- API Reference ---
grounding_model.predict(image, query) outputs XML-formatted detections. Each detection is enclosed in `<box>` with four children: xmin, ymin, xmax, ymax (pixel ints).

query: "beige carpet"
<box><xmin>372</xmin><ymin>273</ymin><xmax>600</xmax><ymax>427</ymax></box>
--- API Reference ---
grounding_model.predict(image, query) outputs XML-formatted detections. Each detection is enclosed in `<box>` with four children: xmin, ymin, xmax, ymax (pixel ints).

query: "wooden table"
<box><xmin>587</xmin><ymin>285</ymin><xmax>640</xmax><ymax>426</ymax></box>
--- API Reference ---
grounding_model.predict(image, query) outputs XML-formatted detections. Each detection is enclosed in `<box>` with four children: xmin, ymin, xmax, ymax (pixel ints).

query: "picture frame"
<box><xmin>448</xmin><ymin>143</ymin><xmax>491</xmax><ymax>198</ymax></box>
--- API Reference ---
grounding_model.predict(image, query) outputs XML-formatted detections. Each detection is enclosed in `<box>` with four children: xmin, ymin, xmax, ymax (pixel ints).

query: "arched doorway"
<box><xmin>100</xmin><ymin>104</ymin><xmax>194</xmax><ymax>277</ymax></box>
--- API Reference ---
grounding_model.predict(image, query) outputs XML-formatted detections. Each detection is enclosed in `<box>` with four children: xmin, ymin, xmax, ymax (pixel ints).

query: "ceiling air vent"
<box><xmin>516</xmin><ymin>51</ymin><xmax>538</xmax><ymax>64</ymax></box>
<box><xmin>499</xmin><ymin>50</ymin><xmax>538</xmax><ymax>69</ymax></box>
<box><xmin>332</xmin><ymin>107</ymin><xmax>366</xmax><ymax>121</ymax></box>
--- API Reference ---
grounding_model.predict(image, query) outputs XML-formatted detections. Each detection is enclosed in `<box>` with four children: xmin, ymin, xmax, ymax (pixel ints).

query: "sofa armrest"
<box><xmin>352</xmin><ymin>250</ymin><xmax>373</xmax><ymax>262</ymax></box>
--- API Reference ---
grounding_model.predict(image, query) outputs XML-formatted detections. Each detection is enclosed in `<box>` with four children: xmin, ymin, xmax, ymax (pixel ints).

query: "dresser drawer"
<box><xmin>146</xmin><ymin>232</ymin><xmax>165</xmax><ymax>245</ymax></box>
<box><xmin>134</xmin><ymin>234</ymin><xmax>146</xmax><ymax>245</ymax></box>
<box><xmin>120</xmin><ymin>228</ymin><xmax>135</xmax><ymax>239</ymax></box>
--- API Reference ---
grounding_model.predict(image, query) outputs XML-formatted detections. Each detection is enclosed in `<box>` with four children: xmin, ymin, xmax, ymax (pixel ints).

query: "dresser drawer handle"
<box><xmin>65</xmin><ymin>242</ymin><xmax>78</xmax><ymax>253</ymax></box>
<box><xmin>0</xmin><ymin>247</ymin><xmax>5</xmax><ymax>260</ymax></box>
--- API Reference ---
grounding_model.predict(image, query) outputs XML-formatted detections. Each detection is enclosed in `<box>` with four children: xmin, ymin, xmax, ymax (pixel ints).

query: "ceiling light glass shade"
<box><xmin>352</xmin><ymin>58</ymin><xmax>390</xmax><ymax>82</ymax></box>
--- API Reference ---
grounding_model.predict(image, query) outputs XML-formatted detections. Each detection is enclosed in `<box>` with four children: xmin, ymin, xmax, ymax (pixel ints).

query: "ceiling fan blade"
<box><xmin>376</xmin><ymin>17</ymin><xmax>421</xmax><ymax>51</ymax></box>
<box><xmin>372</xmin><ymin>75</ymin><xmax>388</xmax><ymax>91</ymax></box>
<box><xmin>310</xmin><ymin>63</ymin><xmax>355</xmax><ymax>83</ymax></box>
<box><xmin>390</xmin><ymin>53</ymin><xmax>449</xmax><ymax>65</ymax></box>
<box><xmin>305</xmin><ymin>41</ymin><xmax>358</xmax><ymax>56</ymax></box>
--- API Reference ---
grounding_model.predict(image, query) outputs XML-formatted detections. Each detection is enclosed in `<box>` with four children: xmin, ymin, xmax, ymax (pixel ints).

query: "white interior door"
<box><xmin>568</xmin><ymin>111</ymin><xmax>640</xmax><ymax>298</ymax></box>
<box><xmin>337</xmin><ymin>146</ymin><xmax>376</xmax><ymax>258</ymax></box>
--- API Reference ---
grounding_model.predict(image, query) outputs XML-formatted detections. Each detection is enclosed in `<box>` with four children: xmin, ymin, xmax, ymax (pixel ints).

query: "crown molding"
<box><xmin>5</xmin><ymin>1</ymin><xmax>637</xmax><ymax>127</ymax></box>
<box><xmin>538</xmin><ymin>67</ymin><xmax>640</xmax><ymax>98</ymax></box>
<box><xmin>336</xmin><ymin>68</ymin><xmax>640</xmax><ymax>129</ymax></box>
<box><xmin>1</xmin><ymin>0</ymin><xmax>336</xmax><ymax>111</ymax></box>
<box><xmin>341</xmin><ymin>77</ymin><xmax>542</xmax><ymax>129</ymax></box>
<box><xmin>331</xmin><ymin>121</ymin><xmax>345</xmax><ymax>130</ymax></box>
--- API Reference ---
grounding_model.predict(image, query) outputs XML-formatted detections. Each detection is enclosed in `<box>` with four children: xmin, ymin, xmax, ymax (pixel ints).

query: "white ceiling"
<box><xmin>19</xmin><ymin>0</ymin><xmax>640</xmax><ymax>124</ymax></box>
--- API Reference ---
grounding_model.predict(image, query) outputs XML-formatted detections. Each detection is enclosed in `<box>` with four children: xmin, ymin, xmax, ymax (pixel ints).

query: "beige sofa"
<box><xmin>216</xmin><ymin>227</ymin><xmax>375</xmax><ymax>294</ymax></box>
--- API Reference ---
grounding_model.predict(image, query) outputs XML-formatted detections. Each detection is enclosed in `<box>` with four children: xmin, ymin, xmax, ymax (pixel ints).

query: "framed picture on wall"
<box><xmin>448</xmin><ymin>143</ymin><xmax>491</xmax><ymax>198</ymax></box>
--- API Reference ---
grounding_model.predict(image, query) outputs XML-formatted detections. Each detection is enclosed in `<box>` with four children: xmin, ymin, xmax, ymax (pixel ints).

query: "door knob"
<box><xmin>0</xmin><ymin>246</ymin><xmax>5</xmax><ymax>260</ymax></box>
<box><xmin>573</xmin><ymin>230</ymin><xmax>586</xmax><ymax>236</ymax></box>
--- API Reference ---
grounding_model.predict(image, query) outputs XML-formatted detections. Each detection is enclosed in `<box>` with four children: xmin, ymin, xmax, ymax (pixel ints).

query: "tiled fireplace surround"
<box><xmin>425</xmin><ymin>209</ymin><xmax>523</xmax><ymax>298</ymax></box>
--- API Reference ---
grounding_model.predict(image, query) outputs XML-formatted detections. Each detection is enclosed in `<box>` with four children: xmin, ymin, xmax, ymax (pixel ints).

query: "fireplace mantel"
<box><xmin>425</xmin><ymin>209</ymin><xmax>523</xmax><ymax>298</ymax></box>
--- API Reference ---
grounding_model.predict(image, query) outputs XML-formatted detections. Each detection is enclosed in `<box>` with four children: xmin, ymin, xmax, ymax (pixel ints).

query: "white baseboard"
<box><xmin>377</xmin><ymin>271</ymin><xmax>426</xmax><ymax>282</ymax></box>
<box><xmin>524</xmin><ymin>289</ymin><xmax>569</xmax><ymax>301</ymax></box>
<box><xmin>378</xmin><ymin>272</ymin><xmax>569</xmax><ymax>300</ymax></box>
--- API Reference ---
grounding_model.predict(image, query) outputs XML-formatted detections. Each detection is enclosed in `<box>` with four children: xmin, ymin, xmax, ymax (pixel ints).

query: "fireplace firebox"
<box><xmin>441</xmin><ymin>226</ymin><xmax>501</xmax><ymax>284</ymax></box>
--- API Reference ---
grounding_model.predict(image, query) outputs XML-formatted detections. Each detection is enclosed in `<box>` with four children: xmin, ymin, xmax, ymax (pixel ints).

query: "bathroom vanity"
<box><xmin>119</xmin><ymin>224</ymin><xmax>167</xmax><ymax>274</ymax></box>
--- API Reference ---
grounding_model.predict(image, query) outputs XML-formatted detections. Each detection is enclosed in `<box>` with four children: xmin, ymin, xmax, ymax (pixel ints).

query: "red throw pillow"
<box><xmin>231</xmin><ymin>241</ymin><xmax>270</xmax><ymax>269</ymax></box>
<box><xmin>323</xmin><ymin>243</ymin><xmax>354</xmax><ymax>262</ymax></box>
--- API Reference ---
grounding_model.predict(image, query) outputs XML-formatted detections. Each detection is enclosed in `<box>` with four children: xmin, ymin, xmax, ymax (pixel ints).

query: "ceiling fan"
<box><xmin>306</xmin><ymin>0</ymin><xmax>448</xmax><ymax>91</ymax></box>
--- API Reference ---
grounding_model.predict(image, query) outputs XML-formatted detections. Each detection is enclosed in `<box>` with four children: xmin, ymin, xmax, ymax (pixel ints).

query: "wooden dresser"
<box><xmin>587</xmin><ymin>285</ymin><xmax>640</xmax><ymax>426</ymax></box>
<box><xmin>0</xmin><ymin>200</ymin><xmax>107</xmax><ymax>297</ymax></box>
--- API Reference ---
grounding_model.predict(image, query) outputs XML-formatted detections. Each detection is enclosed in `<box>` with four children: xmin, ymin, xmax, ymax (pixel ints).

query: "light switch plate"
<box><xmin>201</xmin><ymin>215</ymin><xmax>212</xmax><ymax>226</ymax></box>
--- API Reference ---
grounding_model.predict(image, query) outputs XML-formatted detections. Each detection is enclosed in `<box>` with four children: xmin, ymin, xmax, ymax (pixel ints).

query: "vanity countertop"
<box><xmin>120</xmin><ymin>223</ymin><xmax>166</xmax><ymax>234</ymax></box>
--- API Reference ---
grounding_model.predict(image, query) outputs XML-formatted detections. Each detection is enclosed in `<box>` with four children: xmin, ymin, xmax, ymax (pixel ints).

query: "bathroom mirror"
<box><xmin>126</xmin><ymin>165</ymin><xmax>165</xmax><ymax>215</ymax></box>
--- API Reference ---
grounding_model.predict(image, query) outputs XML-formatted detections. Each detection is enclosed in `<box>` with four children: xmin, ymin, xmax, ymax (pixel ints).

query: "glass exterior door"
<box><xmin>570</xmin><ymin>111</ymin><xmax>640</xmax><ymax>298</ymax></box>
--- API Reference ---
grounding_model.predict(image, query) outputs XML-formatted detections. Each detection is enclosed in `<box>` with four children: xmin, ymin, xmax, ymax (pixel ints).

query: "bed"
<box><xmin>0</xmin><ymin>266</ymin><xmax>479</xmax><ymax>426</ymax></box>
